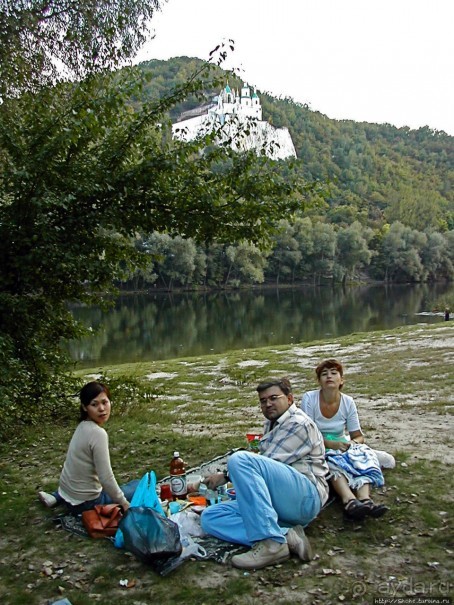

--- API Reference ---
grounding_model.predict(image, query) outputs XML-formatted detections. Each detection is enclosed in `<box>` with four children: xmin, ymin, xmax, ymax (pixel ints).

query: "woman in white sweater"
<box><xmin>38</xmin><ymin>381</ymin><xmax>138</xmax><ymax>514</ymax></box>
<box><xmin>301</xmin><ymin>359</ymin><xmax>388</xmax><ymax>521</ymax></box>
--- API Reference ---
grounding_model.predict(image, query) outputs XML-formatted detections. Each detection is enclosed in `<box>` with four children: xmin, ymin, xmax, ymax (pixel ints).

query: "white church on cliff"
<box><xmin>172</xmin><ymin>83</ymin><xmax>297</xmax><ymax>161</ymax></box>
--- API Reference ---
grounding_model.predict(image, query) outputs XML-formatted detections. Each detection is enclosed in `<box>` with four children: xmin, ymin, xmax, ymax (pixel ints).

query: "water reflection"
<box><xmin>67</xmin><ymin>283</ymin><xmax>453</xmax><ymax>367</ymax></box>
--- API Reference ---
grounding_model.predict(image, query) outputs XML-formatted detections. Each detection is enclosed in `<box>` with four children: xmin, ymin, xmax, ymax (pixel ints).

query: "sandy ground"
<box><xmin>165</xmin><ymin>325</ymin><xmax>454</xmax><ymax>466</ymax></box>
<box><xmin>283</xmin><ymin>326</ymin><xmax>454</xmax><ymax>466</ymax></box>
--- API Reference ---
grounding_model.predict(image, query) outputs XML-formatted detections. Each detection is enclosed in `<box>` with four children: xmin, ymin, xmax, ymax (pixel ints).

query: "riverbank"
<box><xmin>0</xmin><ymin>323</ymin><xmax>452</xmax><ymax>604</ymax></box>
<box><xmin>78</xmin><ymin>321</ymin><xmax>454</xmax><ymax>465</ymax></box>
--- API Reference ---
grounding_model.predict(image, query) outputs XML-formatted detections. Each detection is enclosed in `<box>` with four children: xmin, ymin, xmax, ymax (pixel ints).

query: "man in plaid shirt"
<box><xmin>201</xmin><ymin>377</ymin><xmax>329</xmax><ymax>570</ymax></box>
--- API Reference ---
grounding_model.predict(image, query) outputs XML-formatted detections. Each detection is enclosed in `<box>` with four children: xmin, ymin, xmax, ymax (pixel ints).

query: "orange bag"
<box><xmin>82</xmin><ymin>504</ymin><xmax>123</xmax><ymax>538</ymax></box>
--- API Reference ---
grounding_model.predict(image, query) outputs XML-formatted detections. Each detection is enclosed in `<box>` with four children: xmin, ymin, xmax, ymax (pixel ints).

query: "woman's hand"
<box><xmin>325</xmin><ymin>439</ymin><xmax>350</xmax><ymax>451</ymax></box>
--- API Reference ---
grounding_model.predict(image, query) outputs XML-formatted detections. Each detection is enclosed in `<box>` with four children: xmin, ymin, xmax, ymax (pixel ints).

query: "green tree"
<box><xmin>444</xmin><ymin>231</ymin><xmax>454</xmax><ymax>268</ymax></box>
<box><xmin>193</xmin><ymin>247</ymin><xmax>208</xmax><ymax>286</ymax></box>
<box><xmin>421</xmin><ymin>231</ymin><xmax>454</xmax><ymax>282</ymax></box>
<box><xmin>384</xmin><ymin>184</ymin><xmax>446</xmax><ymax>231</ymax></box>
<box><xmin>161</xmin><ymin>236</ymin><xmax>198</xmax><ymax>288</ymax></box>
<box><xmin>205</xmin><ymin>244</ymin><xmax>229</xmax><ymax>287</ymax></box>
<box><xmin>0</xmin><ymin>10</ymin><xmax>315</xmax><ymax>432</ymax></box>
<box><xmin>308</xmin><ymin>222</ymin><xmax>336</xmax><ymax>284</ymax></box>
<box><xmin>267</xmin><ymin>220</ymin><xmax>302</xmax><ymax>285</ymax></box>
<box><xmin>380</xmin><ymin>222</ymin><xmax>427</xmax><ymax>282</ymax></box>
<box><xmin>293</xmin><ymin>217</ymin><xmax>315</xmax><ymax>281</ymax></box>
<box><xmin>225</xmin><ymin>242</ymin><xmax>268</xmax><ymax>285</ymax></box>
<box><xmin>0</xmin><ymin>0</ymin><xmax>161</xmax><ymax>98</ymax></box>
<box><xmin>335</xmin><ymin>221</ymin><xmax>373</xmax><ymax>283</ymax></box>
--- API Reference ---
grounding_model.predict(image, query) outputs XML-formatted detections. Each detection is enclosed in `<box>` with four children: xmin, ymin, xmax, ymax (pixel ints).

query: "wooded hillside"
<box><xmin>137</xmin><ymin>56</ymin><xmax>454</xmax><ymax>233</ymax></box>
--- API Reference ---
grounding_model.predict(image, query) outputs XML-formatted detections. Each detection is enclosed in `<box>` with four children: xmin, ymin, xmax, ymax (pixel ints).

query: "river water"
<box><xmin>68</xmin><ymin>283</ymin><xmax>453</xmax><ymax>367</ymax></box>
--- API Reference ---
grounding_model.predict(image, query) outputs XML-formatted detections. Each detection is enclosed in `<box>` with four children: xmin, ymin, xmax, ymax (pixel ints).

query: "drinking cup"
<box><xmin>160</xmin><ymin>483</ymin><xmax>172</xmax><ymax>500</ymax></box>
<box><xmin>169</xmin><ymin>501</ymin><xmax>181</xmax><ymax>515</ymax></box>
<box><xmin>246</xmin><ymin>433</ymin><xmax>263</xmax><ymax>453</ymax></box>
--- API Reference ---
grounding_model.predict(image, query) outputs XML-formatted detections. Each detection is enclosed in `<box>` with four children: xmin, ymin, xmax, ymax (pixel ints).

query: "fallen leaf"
<box><xmin>93</xmin><ymin>576</ymin><xmax>105</xmax><ymax>584</ymax></box>
<box><xmin>322</xmin><ymin>568</ymin><xmax>341</xmax><ymax>575</ymax></box>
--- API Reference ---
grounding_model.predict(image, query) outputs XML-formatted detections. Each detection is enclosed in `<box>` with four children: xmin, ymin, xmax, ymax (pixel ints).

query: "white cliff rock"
<box><xmin>172</xmin><ymin>83</ymin><xmax>297</xmax><ymax>161</ymax></box>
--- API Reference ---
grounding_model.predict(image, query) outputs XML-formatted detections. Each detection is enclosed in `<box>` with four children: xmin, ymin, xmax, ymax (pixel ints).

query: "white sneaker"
<box><xmin>286</xmin><ymin>525</ymin><xmax>313</xmax><ymax>561</ymax></box>
<box><xmin>231</xmin><ymin>539</ymin><xmax>289</xmax><ymax>570</ymax></box>
<box><xmin>38</xmin><ymin>491</ymin><xmax>57</xmax><ymax>508</ymax></box>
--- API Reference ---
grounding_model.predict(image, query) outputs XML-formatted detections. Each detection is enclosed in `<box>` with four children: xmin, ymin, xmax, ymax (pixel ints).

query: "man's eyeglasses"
<box><xmin>259</xmin><ymin>394</ymin><xmax>286</xmax><ymax>406</ymax></box>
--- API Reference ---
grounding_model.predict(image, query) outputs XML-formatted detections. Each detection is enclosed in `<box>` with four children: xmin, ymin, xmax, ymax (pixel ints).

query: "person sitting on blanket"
<box><xmin>301</xmin><ymin>358</ymin><xmax>389</xmax><ymax>521</ymax></box>
<box><xmin>37</xmin><ymin>381</ymin><xmax>139</xmax><ymax>515</ymax></box>
<box><xmin>201</xmin><ymin>377</ymin><xmax>330</xmax><ymax>571</ymax></box>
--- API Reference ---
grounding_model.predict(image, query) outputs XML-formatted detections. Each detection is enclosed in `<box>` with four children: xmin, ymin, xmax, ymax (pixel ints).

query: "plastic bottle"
<box><xmin>217</xmin><ymin>484</ymin><xmax>228</xmax><ymax>502</ymax></box>
<box><xmin>198</xmin><ymin>482</ymin><xmax>208</xmax><ymax>498</ymax></box>
<box><xmin>198</xmin><ymin>482</ymin><xmax>208</xmax><ymax>506</ymax></box>
<box><xmin>170</xmin><ymin>451</ymin><xmax>187</xmax><ymax>499</ymax></box>
<box><xmin>205</xmin><ymin>488</ymin><xmax>217</xmax><ymax>506</ymax></box>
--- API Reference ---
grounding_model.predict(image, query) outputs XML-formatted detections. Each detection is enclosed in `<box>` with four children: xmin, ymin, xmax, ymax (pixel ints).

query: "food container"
<box><xmin>226</xmin><ymin>488</ymin><xmax>236</xmax><ymax>500</ymax></box>
<box><xmin>187</xmin><ymin>493</ymin><xmax>207</xmax><ymax>506</ymax></box>
<box><xmin>186</xmin><ymin>474</ymin><xmax>203</xmax><ymax>493</ymax></box>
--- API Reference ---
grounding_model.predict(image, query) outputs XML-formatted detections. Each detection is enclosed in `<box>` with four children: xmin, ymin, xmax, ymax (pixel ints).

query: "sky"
<box><xmin>135</xmin><ymin>0</ymin><xmax>454</xmax><ymax>136</ymax></box>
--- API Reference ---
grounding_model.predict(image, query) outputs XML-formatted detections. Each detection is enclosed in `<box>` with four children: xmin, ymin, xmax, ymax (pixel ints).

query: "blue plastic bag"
<box><xmin>114</xmin><ymin>470</ymin><xmax>164</xmax><ymax>548</ymax></box>
<box><xmin>118</xmin><ymin>505</ymin><xmax>182</xmax><ymax>565</ymax></box>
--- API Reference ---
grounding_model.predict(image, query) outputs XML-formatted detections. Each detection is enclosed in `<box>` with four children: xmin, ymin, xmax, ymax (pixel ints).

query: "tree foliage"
<box><xmin>124</xmin><ymin>224</ymin><xmax>454</xmax><ymax>290</ymax></box>
<box><xmin>138</xmin><ymin>57</ymin><xmax>454</xmax><ymax>234</ymax></box>
<box><xmin>0</xmin><ymin>0</ymin><xmax>161</xmax><ymax>98</ymax></box>
<box><xmin>335</xmin><ymin>221</ymin><xmax>373</xmax><ymax>283</ymax></box>
<box><xmin>0</xmin><ymin>5</ymin><xmax>319</xmax><ymax>435</ymax></box>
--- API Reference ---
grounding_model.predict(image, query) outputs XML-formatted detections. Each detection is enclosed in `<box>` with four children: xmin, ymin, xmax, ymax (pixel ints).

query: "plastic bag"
<box><xmin>114</xmin><ymin>470</ymin><xmax>164</xmax><ymax>549</ymax></box>
<box><xmin>374</xmin><ymin>449</ymin><xmax>396</xmax><ymax>469</ymax></box>
<box><xmin>170</xmin><ymin>510</ymin><xmax>207</xmax><ymax>538</ymax></box>
<box><xmin>119</xmin><ymin>506</ymin><xmax>182</xmax><ymax>564</ymax></box>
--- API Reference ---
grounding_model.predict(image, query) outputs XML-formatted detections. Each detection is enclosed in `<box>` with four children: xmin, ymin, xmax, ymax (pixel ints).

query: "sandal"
<box><xmin>359</xmin><ymin>498</ymin><xmax>389</xmax><ymax>518</ymax></box>
<box><xmin>343</xmin><ymin>498</ymin><xmax>368</xmax><ymax>520</ymax></box>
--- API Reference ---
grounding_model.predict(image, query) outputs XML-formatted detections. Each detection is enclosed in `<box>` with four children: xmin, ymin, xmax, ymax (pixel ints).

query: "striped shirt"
<box><xmin>259</xmin><ymin>403</ymin><xmax>330</xmax><ymax>505</ymax></box>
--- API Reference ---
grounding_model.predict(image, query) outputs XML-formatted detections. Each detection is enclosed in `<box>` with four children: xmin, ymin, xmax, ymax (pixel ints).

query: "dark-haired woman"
<box><xmin>38</xmin><ymin>381</ymin><xmax>138</xmax><ymax>514</ymax></box>
<box><xmin>301</xmin><ymin>359</ymin><xmax>388</xmax><ymax>521</ymax></box>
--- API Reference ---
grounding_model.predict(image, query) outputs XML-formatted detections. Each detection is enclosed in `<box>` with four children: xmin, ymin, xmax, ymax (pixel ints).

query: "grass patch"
<box><xmin>0</xmin><ymin>324</ymin><xmax>453</xmax><ymax>604</ymax></box>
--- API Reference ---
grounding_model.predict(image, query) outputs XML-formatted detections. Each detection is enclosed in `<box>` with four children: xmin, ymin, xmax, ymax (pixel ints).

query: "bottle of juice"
<box><xmin>169</xmin><ymin>451</ymin><xmax>187</xmax><ymax>499</ymax></box>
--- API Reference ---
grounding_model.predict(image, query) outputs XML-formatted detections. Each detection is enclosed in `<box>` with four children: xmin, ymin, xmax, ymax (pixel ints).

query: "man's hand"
<box><xmin>203</xmin><ymin>472</ymin><xmax>227</xmax><ymax>490</ymax></box>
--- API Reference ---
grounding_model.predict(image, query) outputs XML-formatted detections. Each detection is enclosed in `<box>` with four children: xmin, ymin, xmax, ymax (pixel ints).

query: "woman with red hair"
<box><xmin>301</xmin><ymin>359</ymin><xmax>388</xmax><ymax>520</ymax></box>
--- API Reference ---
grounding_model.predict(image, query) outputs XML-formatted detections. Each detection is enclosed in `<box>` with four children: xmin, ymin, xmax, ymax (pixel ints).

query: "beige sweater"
<box><xmin>58</xmin><ymin>420</ymin><xmax>128</xmax><ymax>508</ymax></box>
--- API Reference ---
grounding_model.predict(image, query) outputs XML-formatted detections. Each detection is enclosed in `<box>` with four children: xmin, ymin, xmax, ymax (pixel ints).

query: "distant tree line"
<box><xmin>124</xmin><ymin>220</ymin><xmax>454</xmax><ymax>290</ymax></box>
